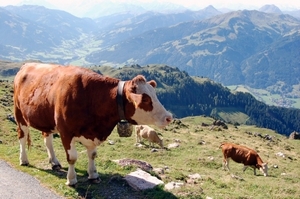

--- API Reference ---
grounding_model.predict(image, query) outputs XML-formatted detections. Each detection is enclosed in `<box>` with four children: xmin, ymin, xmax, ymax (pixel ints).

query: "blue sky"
<box><xmin>1</xmin><ymin>0</ymin><xmax>299</xmax><ymax>10</ymax></box>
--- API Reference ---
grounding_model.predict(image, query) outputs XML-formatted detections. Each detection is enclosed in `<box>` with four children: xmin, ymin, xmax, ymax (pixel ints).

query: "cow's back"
<box><xmin>221</xmin><ymin>143</ymin><xmax>258</xmax><ymax>165</ymax></box>
<box><xmin>14</xmin><ymin>63</ymin><xmax>60</xmax><ymax>131</ymax></box>
<box><xmin>140</xmin><ymin>126</ymin><xmax>153</xmax><ymax>138</ymax></box>
<box><xmin>14</xmin><ymin>63</ymin><xmax>111</xmax><ymax>133</ymax></box>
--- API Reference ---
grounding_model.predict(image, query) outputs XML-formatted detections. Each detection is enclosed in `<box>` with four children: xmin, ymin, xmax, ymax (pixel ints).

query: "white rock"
<box><xmin>168</xmin><ymin>143</ymin><xmax>180</xmax><ymax>149</ymax></box>
<box><xmin>188</xmin><ymin>173</ymin><xmax>201</xmax><ymax>179</ymax></box>
<box><xmin>153</xmin><ymin>168</ymin><xmax>164</xmax><ymax>175</ymax></box>
<box><xmin>108</xmin><ymin>140</ymin><xmax>115</xmax><ymax>145</ymax></box>
<box><xmin>124</xmin><ymin>169</ymin><xmax>164</xmax><ymax>190</ymax></box>
<box><xmin>207</xmin><ymin>156</ymin><xmax>214</xmax><ymax>161</ymax></box>
<box><xmin>276</xmin><ymin>152</ymin><xmax>285</xmax><ymax>158</ymax></box>
<box><xmin>164</xmin><ymin>181</ymin><xmax>184</xmax><ymax>190</ymax></box>
<box><xmin>135</xmin><ymin>143</ymin><xmax>144</xmax><ymax>147</ymax></box>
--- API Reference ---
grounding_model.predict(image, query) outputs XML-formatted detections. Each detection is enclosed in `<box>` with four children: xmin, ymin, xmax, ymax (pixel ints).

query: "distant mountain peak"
<box><xmin>204</xmin><ymin>5</ymin><xmax>217</xmax><ymax>11</ymax></box>
<box><xmin>198</xmin><ymin>5</ymin><xmax>221</xmax><ymax>16</ymax></box>
<box><xmin>18</xmin><ymin>0</ymin><xmax>57</xmax><ymax>10</ymax></box>
<box><xmin>259</xmin><ymin>4</ymin><xmax>282</xmax><ymax>14</ymax></box>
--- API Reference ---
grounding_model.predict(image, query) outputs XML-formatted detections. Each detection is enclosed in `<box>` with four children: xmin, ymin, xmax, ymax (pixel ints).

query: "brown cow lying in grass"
<box><xmin>220</xmin><ymin>142</ymin><xmax>268</xmax><ymax>176</ymax></box>
<box><xmin>135</xmin><ymin>125</ymin><xmax>163</xmax><ymax>149</ymax></box>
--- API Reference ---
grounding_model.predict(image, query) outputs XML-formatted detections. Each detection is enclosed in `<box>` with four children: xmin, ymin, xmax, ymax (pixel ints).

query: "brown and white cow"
<box><xmin>135</xmin><ymin>125</ymin><xmax>163</xmax><ymax>148</ymax></box>
<box><xmin>220</xmin><ymin>142</ymin><xmax>268</xmax><ymax>176</ymax></box>
<box><xmin>13</xmin><ymin>63</ymin><xmax>173</xmax><ymax>185</ymax></box>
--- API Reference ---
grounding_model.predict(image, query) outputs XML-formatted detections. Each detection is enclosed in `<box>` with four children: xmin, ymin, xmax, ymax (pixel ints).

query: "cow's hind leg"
<box><xmin>15</xmin><ymin>106</ymin><xmax>30</xmax><ymax>166</ymax></box>
<box><xmin>18</xmin><ymin>124</ymin><xmax>30</xmax><ymax>166</ymax></box>
<box><xmin>86</xmin><ymin>147</ymin><xmax>100</xmax><ymax>183</ymax></box>
<box><xmin>135</xmin><ymin>128</ymin><xmax>140</xmax><ymax>143</ymax></box>
<box><xmin>43</xmin><ymin>133</ymin><xmax>62</xmax><ymax>170</ymax></box>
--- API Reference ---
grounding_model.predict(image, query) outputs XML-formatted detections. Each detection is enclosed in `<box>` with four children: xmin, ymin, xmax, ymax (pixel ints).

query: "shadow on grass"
<box><xmin>37</xmin><ymin>165</ymin><xmax>178</xmax><ymax>199</ymax></box>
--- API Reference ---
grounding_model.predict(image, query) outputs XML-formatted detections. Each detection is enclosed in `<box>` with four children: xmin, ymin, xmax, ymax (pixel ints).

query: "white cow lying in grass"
<box><xmin>135</xmin><ymin>125</ymin><xmax>163</xmax><ymax>148</ymax></box>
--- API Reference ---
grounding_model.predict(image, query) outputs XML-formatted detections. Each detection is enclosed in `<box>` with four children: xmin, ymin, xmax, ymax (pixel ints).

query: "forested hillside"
<box><xmin>93</xmin><ymin>64</ymin><xmax>300</xmax><ymax>136</ymax></box>
<box><xmin>0</xmin><ymin>61</ymin><xmax>299</xmax><ymax>136</ymax></box>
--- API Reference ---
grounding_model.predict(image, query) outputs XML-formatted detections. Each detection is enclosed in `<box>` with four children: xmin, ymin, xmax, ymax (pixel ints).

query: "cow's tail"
<box><xmin>27</xmin><ymin>132</ymin><xmax>31</xmax><ymax>150</ymax></box>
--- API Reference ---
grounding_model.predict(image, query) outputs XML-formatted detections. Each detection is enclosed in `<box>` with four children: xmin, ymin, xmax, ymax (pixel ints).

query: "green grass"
<box><xmin>1</xmin><ymin>81</ymin><xmax>300</xmax><ymax>198</ymax></box>
<box><xmin>210</xmin><ymin>107</ymin><xmax>250</xmax><ymax>124</ymax></box>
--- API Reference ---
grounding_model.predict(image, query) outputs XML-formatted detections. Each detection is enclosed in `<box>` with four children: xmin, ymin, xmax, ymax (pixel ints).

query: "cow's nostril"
<box><xmin>166</xmin><ymin>116</ymin><xmax>172</xmax><ymax>123</ymax></box>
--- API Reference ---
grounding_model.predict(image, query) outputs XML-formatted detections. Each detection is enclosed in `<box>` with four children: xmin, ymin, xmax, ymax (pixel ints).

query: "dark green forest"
<box><xmin>94</xmin><ymin>64</ymin><xmax>300</xmax><ymax>136</ymax></box>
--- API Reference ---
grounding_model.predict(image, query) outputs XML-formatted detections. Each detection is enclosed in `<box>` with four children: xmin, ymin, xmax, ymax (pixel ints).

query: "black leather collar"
<box><xmin>117</xmin><ymin>81</ymin><xmax>126</xmax><ymax>121</ymax></box>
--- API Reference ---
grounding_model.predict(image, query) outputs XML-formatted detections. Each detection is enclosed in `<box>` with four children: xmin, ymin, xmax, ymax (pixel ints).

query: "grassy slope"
<box><xmin>210</xmin><ymin>107</ymin><xmax>250</xmax><ymax>124</ymax></box>
<box><xmin>0</xmin><ymin>69</ymin><xmax>299</xmax><ymax>198</ymax></box>
<box><xmin>0</xmin><ymin>78</ymin><xmax>299</xmax><ymax>199</ymax></box>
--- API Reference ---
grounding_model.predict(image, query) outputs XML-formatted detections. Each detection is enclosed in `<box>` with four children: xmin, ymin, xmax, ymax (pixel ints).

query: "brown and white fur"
<box><xmin>135</xmin><ymin>125</ymin><xmax>163</xmax><ymax>148</ymax></box>
<box><xmin>13</xmin><ymin>63</ymin><xmax>172</xmax><ymax>185</ymax></box>
<box><xmin>220</xmin><ymin>142</ymin><xmax>268</xmax><ymax>176</ymax></box>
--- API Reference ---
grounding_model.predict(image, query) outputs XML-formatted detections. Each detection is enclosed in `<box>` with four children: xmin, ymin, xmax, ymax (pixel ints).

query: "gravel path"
<box><xmin>0</xmin><ymin>160</ymin><xmax>63</xmax><ymax>199</ymax></box>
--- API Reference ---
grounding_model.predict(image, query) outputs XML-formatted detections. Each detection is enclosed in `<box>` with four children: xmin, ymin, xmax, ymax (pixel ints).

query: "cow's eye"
<box><xmin>142</xmin><ymin>94</ymin><xmax>151</xmax><ymax>104</ymax></box>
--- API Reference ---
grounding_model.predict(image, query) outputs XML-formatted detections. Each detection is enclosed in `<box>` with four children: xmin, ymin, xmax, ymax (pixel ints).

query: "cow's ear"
<box><xmin>148</xmin><ymin>80</ymin><xmax>157</xmax><ymax>88</ymax></box>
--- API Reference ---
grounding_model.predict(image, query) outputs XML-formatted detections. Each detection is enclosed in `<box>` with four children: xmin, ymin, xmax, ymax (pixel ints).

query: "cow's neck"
<box><xmin>256</xmin><ymin>156</ymin><xmax>264</xmax><ymax>168</ymax></box>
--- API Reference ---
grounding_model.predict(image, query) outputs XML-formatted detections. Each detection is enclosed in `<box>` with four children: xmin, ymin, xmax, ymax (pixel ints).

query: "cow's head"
<box><xmin>259</xmin><ymin>162</ymin><xmax>268</xmax><ymax>176</ymax></box>
<box><xmin>125</xmin><ymin>75</ymin><xmax>172</xmax><ymax>128</ymax></box>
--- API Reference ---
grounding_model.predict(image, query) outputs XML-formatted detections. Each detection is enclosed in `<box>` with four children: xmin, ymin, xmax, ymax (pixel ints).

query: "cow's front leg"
<box><xmin>43</xmin><ymin>133</ymin><xmax>61</xmax><ymax>170</ymax></box>
<box><xmin>252</xmin><ymin>166</ymin><xmax>257</xmax><ymax>175</ymax></box>
<box><xmin>242</xmin><ymin>165</ymin><xmax>248</xmax><ymax>173</ymax></box>
<box><xmin>223</xmin><ymin>158</ymin><xmax>230</xmax><ymax>171</ymax></box>
<box><xmin>65</xmin><ymin>139</ymin><xmax>78</xmax><ymax>186</ymax></box>
<box><xmin>86</xmin><ymin>147</ymin><xmax>100</xmax><ymax>183</ymax></box>
<box><xmin>136</xmin><ymin>134</ymin><xmax>141</xmax><ymax>143</ymax></box>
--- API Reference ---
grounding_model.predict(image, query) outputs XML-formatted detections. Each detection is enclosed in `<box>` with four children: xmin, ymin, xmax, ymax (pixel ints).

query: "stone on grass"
<box><xmin>165</xmin><ymin>181</ymin><xmax>184</xmax><ymax>190</ymax></box>
<box><xmin>188</xmin><ymin>173</ymin><xmax>201</xmax><ymax>179</ymax></box>
<box><xmin>153</xmin><ymin>168</ymin><xmax>164</xmax><ymax>175</ymax></box>
<box><xmin>124</xmin><ymin>169</ymin><xmax>163</xmax><ymax>191</ymax></box>
<box><xmin>168</xmin><ymin>143</ymin><xmax>180</xmax><ymax>149</ymax></box>
<box><xmin>113</xmin><ymin>158</ymin><xmax>153</xmax><ymax>172</ymax></box>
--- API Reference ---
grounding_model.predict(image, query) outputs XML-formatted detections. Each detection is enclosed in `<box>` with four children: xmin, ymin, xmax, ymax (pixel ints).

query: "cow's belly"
<box><xmin>231</xmin><ymin>157</ymin><xmax>243</xmax><ymax>164</ymax></box>
<box><xmin>20</xmin><ymin>105</ymin><xmax>56</xmax><ymax>132</ymax></box>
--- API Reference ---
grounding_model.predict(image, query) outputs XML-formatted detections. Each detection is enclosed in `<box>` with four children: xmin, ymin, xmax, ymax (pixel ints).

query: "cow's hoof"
<box><xmin>20</xmin><ymin>162</ymin><xmax>29</xmax><ymax>166</ymax></box>
<box><xmin>66</xmin><ymin>183</ymin><xmax>77</xmax><ymax>187</ymax></box>
<box><xmin>89</xmin><ymin>177</ymin><xmax>101</xmax><ymax>184</ymax></box>
<box><xmin>66</xmin><ymin>180</ymin><xmax>77</xmax><ymax>186</ymax></box>
<box><xmin>52</xmin><ymin>164</ymin><xmax>62</xmax><ymax>171</ymax></box>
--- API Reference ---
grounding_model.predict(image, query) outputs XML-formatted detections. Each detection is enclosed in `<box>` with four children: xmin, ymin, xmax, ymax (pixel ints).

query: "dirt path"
<box><xmin>0</xmin><ymin>160</ymin><xmax>63</xmax><ymax>199</ymax></box>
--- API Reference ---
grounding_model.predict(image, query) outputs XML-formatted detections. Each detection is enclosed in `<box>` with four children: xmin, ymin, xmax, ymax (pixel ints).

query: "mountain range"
<box><xmin>0</xmin><ymin>4</ymin><xmax>299</xmax><ymax>106</ymax></box>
